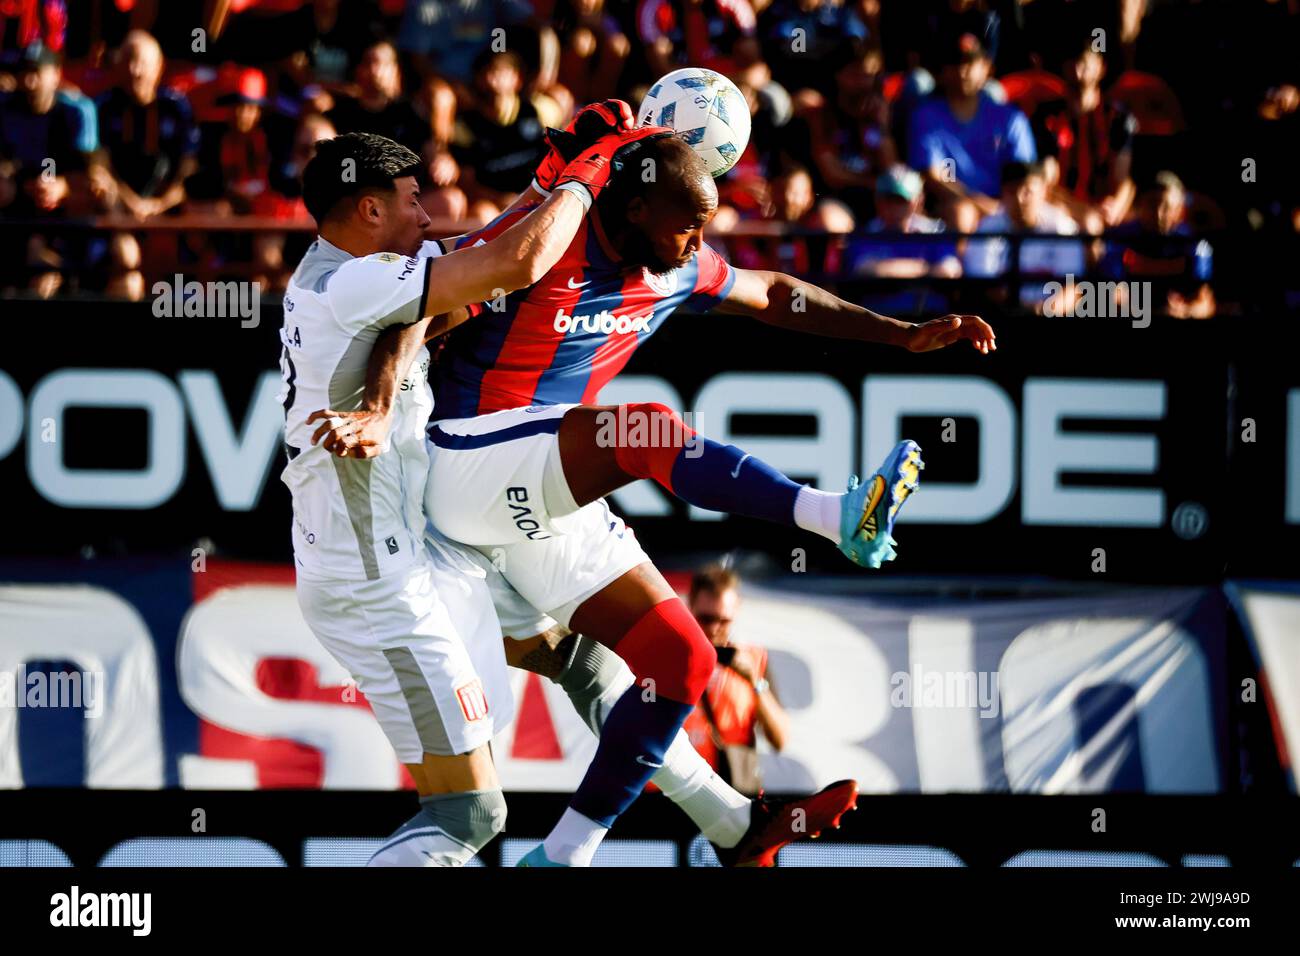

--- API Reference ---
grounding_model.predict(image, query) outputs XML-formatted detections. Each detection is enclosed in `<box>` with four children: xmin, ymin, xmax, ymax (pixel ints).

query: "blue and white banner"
<box><xmin>1</xmin><ymin>559</ymin><xmax>1261</xmax><ymax>794</ymax></box>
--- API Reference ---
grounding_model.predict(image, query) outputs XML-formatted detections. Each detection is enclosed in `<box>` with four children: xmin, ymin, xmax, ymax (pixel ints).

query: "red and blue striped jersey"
<box><xmin>432</xmin><ymin>203</ymin><xmax>736</xmax><ymax>420</ymax></box>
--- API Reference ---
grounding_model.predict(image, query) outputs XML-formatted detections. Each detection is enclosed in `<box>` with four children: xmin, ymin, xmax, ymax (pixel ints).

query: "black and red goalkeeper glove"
<box><xmin>533</xmin><ymin>99</ymin><xmax>637</xmax><ymax>194</ymax></box>
<box><xmin>554</xmin><ymin>124</ymin><xmax>674</xmax><ymax>202</ymax></box>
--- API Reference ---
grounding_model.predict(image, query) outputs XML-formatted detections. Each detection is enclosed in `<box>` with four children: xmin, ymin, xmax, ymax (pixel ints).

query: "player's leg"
<box><xmin>296</xmin><ymin>553</ymin><xmax>512</xmax><ymax>867</ymax></box>
<box><xmin>504</xmin><ymin>629</ymin><xmax>859</xmax><ymax>866</ymax></box>
<box><xmin>504</xmin><ymin>630</ymin><xmax>748</xmax><ymax>846</ymax></box>
<box><xmin>377</xmin><ymin>747</ymin><xmax>505</xmax><ymax>867</ymax></box>
<box><xmin>424</xmin><ymin>407</ymin><xmax>858</xmax><ymax>863</ymax></box>
<box><xmin>557</xmin><ymin>403</ymin><xmax>923</xmax><ymax>569</ymax></box>
<box><xmin>479</xmin><ymin>538</ymin><xmax>753</xmax><ymax>849</ymax></box>
<box><xmin>517</xmin><ymin>560</ymin><xmax>714</xmax><ymax>866</ymax></box>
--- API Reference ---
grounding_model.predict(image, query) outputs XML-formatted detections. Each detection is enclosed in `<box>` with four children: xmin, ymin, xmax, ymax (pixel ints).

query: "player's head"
<box><xmin>301</xmin><ymin>132</ymin><xmax>429</xmax><ymax>256</ymax></box>
<box><xmin>689</xmin><ymin>563</ymin><xmax>741</xmax><ymax>646</ymax></box>
<box><xmin>599</xmin><ymin>134</ymin><xmax>718</xmax><ymax>275</ymax></box>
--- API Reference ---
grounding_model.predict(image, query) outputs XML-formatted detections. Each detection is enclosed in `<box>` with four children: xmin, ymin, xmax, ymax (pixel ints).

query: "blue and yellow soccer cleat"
<box><xmin>838</xmin><ymin>440</ymin><xmax>923</xmax><ymax>569</ymax></box>
<box><xmin>516</xmin><ymin>845</ymin><xmax>569</xmax><ymax>867</ymax></box>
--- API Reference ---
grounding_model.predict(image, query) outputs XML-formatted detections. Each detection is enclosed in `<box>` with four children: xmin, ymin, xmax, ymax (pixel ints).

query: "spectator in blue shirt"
<box><xmin>1103</xmin><ymin>171</ymin><xmax>1216</xmax><ymax>319</ymax></box>
<box><xmin>0</xmin><ymin>42</ymin><xmax>98</xmax><ymax>297</ymax></box>
<box><xmin>844</xmin><ymin>164</ymin><xmax>960</xmax><ymax>318</ymax></box>
<box><xmin>963</xmin><ymin>160</ymin><xmax>1088</xmax><ymax>312</ymax></box>
<box><xmin>846</xmin><ymin>165</ymin><xmax>961</xmax><ymax>279</ymax></box>
<box><xmin>908</xmin><ymin>30</ymin><xmax>1036</xmax><ymax>233</ymax></box>
<box><xmin>398</xmin><ymin>0</ymin><xmax>536</xmax><ymax>91</ymax></box>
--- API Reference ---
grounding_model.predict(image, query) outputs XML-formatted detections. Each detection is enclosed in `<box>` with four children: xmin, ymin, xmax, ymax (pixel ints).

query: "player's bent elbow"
<box><xmin>487</xmin><ymin>256</ymin><xmax>536</xmax><ymax>299</ymax></box>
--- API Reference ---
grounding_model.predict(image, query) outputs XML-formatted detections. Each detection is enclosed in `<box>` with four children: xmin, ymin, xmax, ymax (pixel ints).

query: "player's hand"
<box><xmin>305</xmin><ymin>408</ymin><xmax>393</xmax><ymax>459</ymax></box>
<box><xmin>906</xmin><ymin>314</ymin><xmax>997</xmax><ymax>354</ymax></box>
<box><xmin>555</xmin><ymin>124</ymin><xmax>674</xmax><ymax>201</ymax></box>
<box><xmin>534</xmin><ymin>99</ymin><xmax>637</xmax><ymax>193</ymax></box>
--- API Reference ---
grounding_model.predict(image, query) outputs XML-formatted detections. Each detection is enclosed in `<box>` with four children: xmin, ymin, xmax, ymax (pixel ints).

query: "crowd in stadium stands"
<box><xmin>0</xmin><ymin>0</ymin><xmax>1296</xmax><ymax>317</ymax></box>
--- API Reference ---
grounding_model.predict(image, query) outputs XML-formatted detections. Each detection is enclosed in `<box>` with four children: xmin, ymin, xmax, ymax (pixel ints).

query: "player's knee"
<box><xmin>616</xmin><ymin>599</ymin><xmax>716</xmax><ymax>704</ymax></box>
<box><xmin>433</xmin><ymin>787</ymin><xmax>507</xmax><ymax>854</ymax></box>
<box><xmin>612</xmin><ymin>402</ymin><xmax>695</xmax><ymax>481</ymax></box>
<box><xmin>368</xmin><ymin>788</ymin><xmax>507</xmax><ymax>866</ymax></box>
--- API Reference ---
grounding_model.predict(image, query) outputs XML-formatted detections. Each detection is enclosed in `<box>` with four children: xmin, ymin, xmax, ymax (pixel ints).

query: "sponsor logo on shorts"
<box><xmin>552</xmin><ymin>308</ymin><xmax>652</xmax><ymax>335</ymax></box>
<box><xmin>456</xmin><ymin>679</ymin><xmax>489</xmax><ymax>721</ymax></box>
<box><xmin>505</xmin><ymin>487</ymin><xmax>552</xmax><ymax>540</ymax></box>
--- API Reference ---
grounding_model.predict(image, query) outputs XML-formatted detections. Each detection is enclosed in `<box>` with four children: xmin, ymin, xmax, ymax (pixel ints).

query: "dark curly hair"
<box><xmin>301</xmin><ymin>132</ymin><xmax>422</xmax><ymax>224</ymax></box>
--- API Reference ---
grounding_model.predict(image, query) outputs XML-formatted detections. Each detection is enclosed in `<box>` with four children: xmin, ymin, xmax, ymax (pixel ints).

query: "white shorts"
<box><xmin>426</xmin><ymin>404</ymin><xmax>650</xmax><ymax>629</ymax></box>
<box><xmin>296</xmin><ymin>535</ymin><xmax>520</xmax><ymax>762</ymax></box>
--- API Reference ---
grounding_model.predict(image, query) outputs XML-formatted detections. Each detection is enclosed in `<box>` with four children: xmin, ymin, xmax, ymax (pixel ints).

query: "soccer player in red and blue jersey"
<box><xmin>312</xmin><ymin>112</ymin><xmax>995</xmax><ymax>866</ymax></box>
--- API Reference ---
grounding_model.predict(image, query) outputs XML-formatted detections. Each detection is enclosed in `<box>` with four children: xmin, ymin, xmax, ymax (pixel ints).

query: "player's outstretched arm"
<box><xmin>430</xmin><ymin>99</ymin><xmax>636</xmax><ymax>250</ymax></box>
<box><xmin>421</xmin><ymin>120</ymin><xmax>671</xmax><ymax>318</ymax></box>
<box><xmin>309</xmin><ymin>123</ymin><xmax>676</xmax><ymax>458</ymax></box>
<box><xmin>716</xmin><ymin>267</ymin><xmax>997</xmax><ymax>354</ymax></box>
<box><xmin>421</xmin><ymin>186</ymin><xmax>589</xmax><ymax>318</ymax></box>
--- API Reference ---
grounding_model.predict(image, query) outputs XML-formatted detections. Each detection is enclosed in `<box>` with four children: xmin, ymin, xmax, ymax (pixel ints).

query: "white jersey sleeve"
<box><xmin>278</xmin><ymin>238</ymin><xmax>444</xmax><ymax>581</ymax></box>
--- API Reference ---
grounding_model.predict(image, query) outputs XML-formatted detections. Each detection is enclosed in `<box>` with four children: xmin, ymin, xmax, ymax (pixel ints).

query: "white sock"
<box><xmin>592</xmin><ymin>666</ymin><xmax>751</xmax><ymax>847</ymax></box>
<box><xmin>543</xmin><ymin>807</ymin><xmax>608</xmax><ymax>867</ymax></box>
<box><xmin>794</xmin><ymin>486</ymin><xmax>843</xmax><ymax>544</ymax></box>
<box><xmin>562</xmin><ymin>651</ymin><xmax>753</xmax><ymax>848</ymax></box>
<box><xmin>654</xmin><ymin>733</ymin><xmax>752</xmax><ymax>847</ymax></box>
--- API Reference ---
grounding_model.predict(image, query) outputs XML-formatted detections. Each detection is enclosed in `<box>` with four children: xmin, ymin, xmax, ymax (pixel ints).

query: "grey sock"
<box><xmin>556</xmin><ymin>634</ymin><xmax>628</xmax><ymax>735</ymax></box>
<box><xmin>417</xmin><ymin>788</ymin><xmax>508</xmax><ymax>853</ymax></box>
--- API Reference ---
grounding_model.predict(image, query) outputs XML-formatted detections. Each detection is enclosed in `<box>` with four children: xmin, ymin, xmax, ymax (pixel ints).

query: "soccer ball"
<box><xmin>637</xmin><ymin>68</ymin><xmax>752</xmax><ymax>178</ymax></box>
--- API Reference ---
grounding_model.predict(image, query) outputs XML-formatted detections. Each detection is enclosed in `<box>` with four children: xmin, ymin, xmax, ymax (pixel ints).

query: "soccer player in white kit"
<box><xmin>281</xmin><ymin>128</ymin><xmax>658</xmax><ymax>865</ymax></box>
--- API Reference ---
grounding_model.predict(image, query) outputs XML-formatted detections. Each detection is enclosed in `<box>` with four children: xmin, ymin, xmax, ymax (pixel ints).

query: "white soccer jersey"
<box><xmin>279</xmin><ymin>237</ymin><xmax>445</xmax><ymax>581</ymax></box>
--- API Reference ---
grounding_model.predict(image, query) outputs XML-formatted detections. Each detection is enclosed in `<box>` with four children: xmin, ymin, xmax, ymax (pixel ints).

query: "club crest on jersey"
<box><xmin>553</xmin><ymin>308</ymin><xmax>652</xmax><ymax>335</ymax></box>
<box><xmin>372</xmin><ymin>252</ymin><xmax>402</xmax><ymax>263</ymax></box>
<box><xmin>643</xmin><ymin>266</ymin><xmax>679</xmax><ymax>297</ymax></box>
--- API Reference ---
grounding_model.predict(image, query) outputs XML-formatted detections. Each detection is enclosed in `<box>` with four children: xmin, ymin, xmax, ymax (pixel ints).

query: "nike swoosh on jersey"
<box><xmin>635</xmin><ymin>755</ymin><xmax>664</xmax><ymax>768</ymax></box>
<box><xmin>567</xmin><ymin>277</ymin><xmax>591</xmax><ymax>289</ymax></box>
<box><xmin>731</xmin><ymin>454</ymin><xmax>752</xmax><ymax>478</ymax></box>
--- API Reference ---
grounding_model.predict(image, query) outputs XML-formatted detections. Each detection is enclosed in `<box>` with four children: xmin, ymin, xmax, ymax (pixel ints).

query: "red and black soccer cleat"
<box><xmin>711</xmin><ymin>779</ymin><xmax>859</xmax><ymax>867</ymax></box>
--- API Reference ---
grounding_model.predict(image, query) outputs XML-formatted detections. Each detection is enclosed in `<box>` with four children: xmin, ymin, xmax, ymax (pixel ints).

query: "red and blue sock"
<box><xmin>569</xmin><ymin>598</ymin><xmax>715</xmax><ymax>827</ymax></box>
<box><xmin>612</xmin><ymin>403</ymin><xmax>803</xmax><ymax>527</ymax></box>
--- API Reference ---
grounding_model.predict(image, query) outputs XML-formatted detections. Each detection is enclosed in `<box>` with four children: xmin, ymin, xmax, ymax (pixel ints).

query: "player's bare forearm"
<box><xmin>718</xmin><ymin>267</ymin><xmax>997</xmax><ymax>354</ymax></box>
<box><xmin>364</xmin><ymin>318</ymin><xmax>432</xmax><ymax>416</ymax></box>
<box><xmin>304</xmin><ymin>316</ymin><xmax>433</xmax><ymax>458</ymax></box>
<box><xmin>719</xmin><ymin>268</ymin><xmax>912</xmax><ymax>346</ymax></box>
<box><xmin>422</xmin><ymin>187</ymin><xmax>587</xmax><ymax>316</ymax></box>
